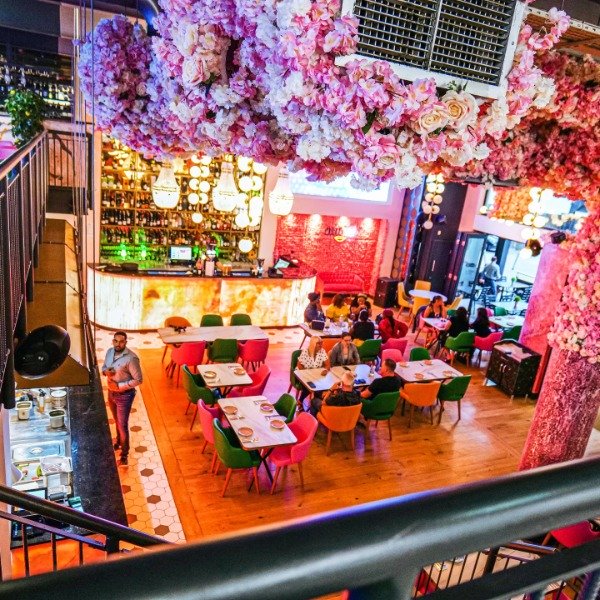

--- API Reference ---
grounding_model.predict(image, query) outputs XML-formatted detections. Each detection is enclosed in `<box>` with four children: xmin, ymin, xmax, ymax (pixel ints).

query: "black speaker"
<box><xmin>374</xmin><ymin>278</ymin><xmax>399</xmax><ymax>308</ymax></box>
<box><xmin>15</xmin><ymin>325</ymin><xmax>71</xmax><ymax>379</ymax></box>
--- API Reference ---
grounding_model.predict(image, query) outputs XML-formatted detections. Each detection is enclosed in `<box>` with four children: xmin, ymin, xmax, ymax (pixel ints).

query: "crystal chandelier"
<box><xmin>268</xmin><ymin>166</ymin><xmax>294</xmax><ymax>216</ymax></box>
<box><xmin>152</xmin><ymin>164</ymin><xmax>180</xmax><ymax>209</ymax></box>
<box><xmin>213</xmin><ymin>160</ymin><xmax>238</xmax><ymax>212</ymax></box>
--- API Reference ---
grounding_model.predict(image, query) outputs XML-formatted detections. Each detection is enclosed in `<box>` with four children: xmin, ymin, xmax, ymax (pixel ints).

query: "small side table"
<box><xmin>485</xmin><ymin>341</ymin><xmax>541</xmax><ymax>400</ymax></box>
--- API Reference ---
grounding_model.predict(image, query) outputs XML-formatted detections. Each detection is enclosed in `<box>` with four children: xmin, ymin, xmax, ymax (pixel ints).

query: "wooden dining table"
<box><xmin>197</xmin><ymin>363</ymin><xmax>252</xmax><ymax>396</ymax></box>
<box><xmin>217</xmin><ymin>395</ymin><xmax>297</xmax><ymax>482</ymax></box>
<box><xmin>294</xmin><ymin>364</ymin><xmax>381</xmax><ymax>393</ymax></box>
<box><xmin>158</xmin><ymin>325</ymin><xmax>268</xmax><ymax>344</ymax></box>
<box><xmin>395</xmin><ymin>359</ymin><xmax>463</xmax><ymax>383</ymax></box>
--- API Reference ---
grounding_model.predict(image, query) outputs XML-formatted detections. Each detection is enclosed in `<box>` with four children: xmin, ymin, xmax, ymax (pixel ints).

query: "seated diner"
<box><xmin>360</xmin><ymin>358</ymin><xmax>402</xmax><ymax>399</ymax></box>
<box><xmin>325</xmin><ymin>294</ymin><xmax>350</xmax><ymax>321</ymax></box>
<box><xmin>349</xmin><ymin>310</ymin><xmax>375</xmax><ymax>345</ymax></box>
<box><xmin>329</xmin><ymin>333</ymin><xmax>360</xmax><ymax>367</ymax></box>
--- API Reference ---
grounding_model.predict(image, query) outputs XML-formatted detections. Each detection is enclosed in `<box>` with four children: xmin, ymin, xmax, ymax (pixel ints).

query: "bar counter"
<box><xmin>87</xmin><ymin>265</ymin><xmax>316</xmax><ymax>330</ymax></box>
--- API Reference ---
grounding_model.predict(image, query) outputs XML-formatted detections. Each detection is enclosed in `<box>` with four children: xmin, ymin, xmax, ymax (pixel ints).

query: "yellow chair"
<box><xmin>400</xmin><ymin>381</ymin><xmax>442</xmax><ymax>428</ymax></box>
<box><xmin>317</xmin><ymin>403</ymin><xmax>362</xmax><ymax>455</ymax></box>
<box><xmin>446</xmin><ymin>294</ymin><xmax>463</xmax><ymax>312</ymax></box>
<box><xmin>409</xmin><ymin>296</ymin><xmax>430</xmax><ymax>328</ymax></box>
<box><xmin>414</xmin><ymin>280</ymin><xmax>432</xmax><ymax>291</ymax></box>
<box><xmin>397</xmin><ymin>282</ymin><xmax>413</xmax><ymax>316</ymax></box>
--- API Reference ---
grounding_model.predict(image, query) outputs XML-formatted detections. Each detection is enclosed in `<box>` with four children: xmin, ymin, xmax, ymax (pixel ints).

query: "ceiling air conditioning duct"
<box><xmin>337</xmin><ymin>0</ymin><xmax>526</xmax><ymax>99</ymax></box>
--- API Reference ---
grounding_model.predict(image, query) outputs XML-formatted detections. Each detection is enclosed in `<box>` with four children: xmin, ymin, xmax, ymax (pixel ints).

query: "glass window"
<box><xmin>289</xmin><ymin>170</ymin><xmax>390</xmax><ymax>202</ymax></box>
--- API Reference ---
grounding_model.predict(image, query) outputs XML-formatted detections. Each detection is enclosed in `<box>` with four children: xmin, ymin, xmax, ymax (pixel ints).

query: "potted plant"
<box><xmin>5</xmin><ymin>88</ymin><xmax>45</xmax><ymax>147</ymax></box>
<box><xmin>513</xmin><ymin>295</ymin><xmax>522</xmax><ymax>313</ymax></box>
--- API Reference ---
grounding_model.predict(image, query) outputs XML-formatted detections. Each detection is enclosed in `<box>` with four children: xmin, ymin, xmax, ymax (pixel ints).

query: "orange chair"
<box><xmin>321</xmin><ymin>338</ymin><xmax>340</xmax><ymax>353</ymax></box>
<box><xmin>237</xmin><ymin>338</ymin><xmax>269</xmax><ymax>371</ymax></box>
<box><xmin>168</xmin><ymin>342</ymin><xmax>206</xmax><ymax>387</ymax></box>
<box><xmin>316</xmin><ymin>403</ymin><xmax>362</xmax><ymax>455</ymax></box>
<box><xmin>414</xmin><ymin>280</ymin><xmax>432</xmax><ymax>291</ymax></box>
<box><xmin>161</xmin><ymin>316</ymin><xmax>192</xmax><ymax>364</ymax></box>
<box><xmin>400</xmin><ymin>381</ymin><xmax>441</xmax><ymax>428</ymax></box>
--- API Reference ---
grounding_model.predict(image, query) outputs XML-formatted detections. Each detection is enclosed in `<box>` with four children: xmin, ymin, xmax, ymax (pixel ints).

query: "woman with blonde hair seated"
<box><xmin>297</xmin><ymin>335</ymin><xmax>330</xmax><ymax>408</ymax></box>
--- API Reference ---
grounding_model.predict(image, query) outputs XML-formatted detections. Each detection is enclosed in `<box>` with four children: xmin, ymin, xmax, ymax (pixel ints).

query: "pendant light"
<box><xmin>238</xmin><ymin>236</ymin><xmax>254</xmax><ymax>253</ymax></box>
<box><xmin>152</xmin><ymin>164</ymin><xmax>180</xmax><ymax>209</ymax></box>
<box><xmin>212</xmin><ymin>160</ymin><xmax>238</xmax><ymax>212</ymax></box>
<box><xmin>269</xmin><ymin>166</ymin><xmax>294</xmax><ymax>216</ymax></box>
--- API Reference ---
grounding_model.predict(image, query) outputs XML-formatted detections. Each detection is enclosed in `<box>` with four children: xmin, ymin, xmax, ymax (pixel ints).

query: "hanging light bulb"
<box><xmin>199</xmin><ymin>181</ymin><xmax>211</xmax><ymax>193</ymax></box>
<box><xmin>199</xmin><ymin>193</ymin><xmax>209</xmax><ymax>204</ymax></box>
<box><xmin>251</xmin><ymin>175</ymin><xmax>263</xmax><ymax>191</ymax></box>
<box><xmin>199</xmin><ymin>166</ymin><xmax>210</xmax><ymax>178</ymax></box>
<box><xmin>189</xmin><ymin>178</ymin><xmax>200</xmax><ymax>191</ymax></box>
<box><xmin>426</xmin><ymin>174</ymin><xmax>436</xmax><ymax>183</ymax></box>
<box><xmin>189</xmin><ymin>165</ymin><xmax>201</xmax><ymax>178</ymax></box>
<box><xmin>423</xmin><ymin>219</ymin><xmax>433</xmax><ymax>230</ymax></box>
<box><xmin>252</xmin><ymin>162</ymin><xmax>267</xmax><ymax>175</ymax></box>
<box><xmin>521</xmin><ymin>227</ymin><xmax>534</xmax><ymax>240</ymax></box>
<box><xmin>520</xmin><ymin>246</ymin><xmax>533</xmax><ymax>258</ymax></box>
<box><xmin>249</xmin><ymin>196</ymin><xmax>263</xmax><ymax>217</ymax></box>
<box><xmin>249</xmin><ymin>212</ymin><xmax>261</xmax><ymax>227</ymax></box>
<box><xmin>533</xmin><ymin>215</ymin><xmax>548</xmax><ymax>228</ymax></box>
<box><xmin>200</xmin><ymin>155</ymin><xmax>212</xmax><ymax>166</ymax></box>
<box><xmin>191</xmin><ymin>154</ymin><xmax>201</xmax><ymax>164</ymax></box>
<box><xmin>238</xmin><ymin>176</ymin><xmax>253</xmax><ymax>192</ymax></box>
<box><xmin>422</xmin><ymin>204</ymin><xmax>432</xmax><ymax>215</ymax></box>
<box><xmin>235</xmin><ymin>210</ymin><xmax>250</xmax><ymax>228</ymax></box>
<box><xmin>236</xmin><ymin>193</ymin><xmax>248</xmax><ymax>209</ymax></box>
<box><xmin>436</xmin><ymin>173</ymin><xmax>445</xmax><ymax>183</ymax></box>
<box><xmin>431</xmin><ymin>205</ymin><xmax>440</xmax><ymax>215</ymax></box>
<box><xmin>522</xmin><ymin>213</ymin><xmax>535</xmax><ymax>226</ymax></box>
<box><xmin>188</xmin><ymin>192</ymin><xmax>200</xmax><ymax>206</ymax></box>
<box><xmin>540</xmin><ymin>189</ymin><xmax>554</xmax><ymax>204</ymax></box>
<box><xmin>212</xmin><ymin>161</ymin><xmax>239</xmax><ymax>212</ymax></box>
<box><xmin>238</xmin><ymin>237</ymin><xmax>254</xmax><ymax>253</ymax></box>
<box><xmin>268</xmin><ymin>167</ymin><xmax>294</xmax><ymax>216</ymax></box>
<box><xmin>191</xmin><ymin>212</ymin><xmax>203</xmax><ymax>224</ymax></box>
<box><xmin>237</xmin><ymin>156</ymin><xmax>252</xmax><ymax>172</ymax></box>
<box><xmin>152</xmin><ymin>164</ymin><xmax>180</xmax><ymax>209</ymax></box>
<box><xmin>425</xmin><ymin>193</ymin><xmax>434</xmax><ymax>202</ymax></box>
<box><xmin>433</xmin><ymin>194</ymin><xmax>443</xmax><ymax>204</ymax></box>
<box><xmin>435</xmin><ymin>183</ymin><xmax>445</xmax><ymax>194</ymax></box>
<box><xmin>529</xmin><ymin>187</ymin><xmax>542</xmax><ymax>200</ymax></box>
<box><xmin>426</xmin><ymin>182</ymin><xmax>437</xmax><ymax>193</ymax></box>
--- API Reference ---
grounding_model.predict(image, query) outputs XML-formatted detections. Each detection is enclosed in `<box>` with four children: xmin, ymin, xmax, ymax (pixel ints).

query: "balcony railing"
<box><xmin>1</xmin><ymin>455</ymin><xmax>598</xmax><ymax>599</ymax></box>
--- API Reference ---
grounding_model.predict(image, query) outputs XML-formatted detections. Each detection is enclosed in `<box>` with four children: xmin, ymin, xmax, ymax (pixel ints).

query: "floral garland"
<box><xmin>547</xmin><ymin>207</ymin><xmax>600</xmax><ymax>363</ymax></box>
<box><xmin>77</xmin><ymin>2</ymin><xmax>569</xmax><ymax>188</ymax></box>
<box><xmin>444</xmin><ymin>51</ymin><xmax>600</xmax><ymax>202</ymax></box>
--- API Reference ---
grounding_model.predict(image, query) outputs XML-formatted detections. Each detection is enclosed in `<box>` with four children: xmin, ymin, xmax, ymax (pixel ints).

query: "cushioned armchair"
<box><xmin>361</xmin><ymin>391</ymin><xmax>400</xmax><ymax>441</ymax></box>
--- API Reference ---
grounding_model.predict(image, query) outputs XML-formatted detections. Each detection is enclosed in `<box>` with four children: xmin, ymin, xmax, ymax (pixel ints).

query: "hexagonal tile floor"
<box><xmin>93</xmin><ymin>325</ymin><xmax>302</xmax><ymax>545</ymax></box>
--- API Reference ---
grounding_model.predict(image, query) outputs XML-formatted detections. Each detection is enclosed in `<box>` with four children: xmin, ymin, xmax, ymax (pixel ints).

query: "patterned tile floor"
<box><xmin>93</xmin><ymin>326</ymin><xmax>305</xmax><ymax>543</ymax></box>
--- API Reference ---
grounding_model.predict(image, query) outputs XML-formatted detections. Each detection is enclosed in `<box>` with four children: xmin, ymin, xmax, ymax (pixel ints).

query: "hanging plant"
<box><xmin>5</xmin><ymin>89</ymin><xmax>45</xmax><ymax>147</ymax></box>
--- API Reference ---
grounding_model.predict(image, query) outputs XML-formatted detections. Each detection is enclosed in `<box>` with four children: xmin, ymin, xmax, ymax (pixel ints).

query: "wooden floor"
<box><xmin>137</xmin><ymin>334</ymin><xmax>570</xmax><ymax>543</ymax></box>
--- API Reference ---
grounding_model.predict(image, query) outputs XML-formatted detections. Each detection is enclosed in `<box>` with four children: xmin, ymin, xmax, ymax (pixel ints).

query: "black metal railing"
<box><xmin>0</xmin><ymin>484</ymin><xmax>168</xmax><ymax>579</ymax></box>
<box><xmin>0</xmin><ymin>132</ymin><xmax>48</xmax><ymax>409</ymax></box>
<box><xmin>0</xmin><ymin>456</ymin><xmax>598</xmax><ymax>599</ymax></box>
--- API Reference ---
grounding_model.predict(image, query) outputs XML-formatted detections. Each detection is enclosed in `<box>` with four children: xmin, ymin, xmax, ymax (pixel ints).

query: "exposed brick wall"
<box><xmin>273</xmin><ymin>213</ymin><xmax>386</xmax><ymax>296</ymax></box>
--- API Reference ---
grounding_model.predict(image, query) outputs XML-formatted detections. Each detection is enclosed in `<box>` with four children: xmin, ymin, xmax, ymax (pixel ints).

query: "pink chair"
<box><xmin>198</xmin><ymin>400</ymin><xmax>221</xmax><ymax>474</ymax></box>
<box><xmin>168</xmin><ymin>342</ymin><xmax>206</xmax><ymax>387</ymax></box>
<box><xmin>381</xmin><ymin>349</ymin><xmax>404</xmax><ymax>363</ymax></box>
<box><xmin>268</xmin><ymin>412</ymin><xmax>318</xmax><ymax>494</ymax></box>
<box><xmin>414</xmin><ymin>315</ymin><xmax>428</xmax><ymax>344</ymax></box>
<box><xmin>543</xmin><ymin>521</ymin><xmax>600</xmax><ymax>548</ymax></box>
<box><xmin>228</xmin><ymin>364</ymin><xmax>271</xmax><ymax>397</ymax></box>
<box><xmin>238</xmin><ymin>338</ymin><xmax>269</xmax><ymax>371</ymax></box>
<box><xmin>473</xmin><ymin>331</ymin><xmax>503</xmax><ymax>367</ymax></box>
<box><xmin>380</xmin><ymin>338</ymin><xmax>408</xmax><ymax>358</ymax></box>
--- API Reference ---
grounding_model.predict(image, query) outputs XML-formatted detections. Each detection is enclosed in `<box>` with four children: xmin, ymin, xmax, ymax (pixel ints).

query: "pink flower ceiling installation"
<box><xmin>77</xmin><ymin>2</ymin><xmax>569</xmax><ymax>190</ymax></box>
<box><xmin>547</xmin><ymin>207</ymin><xmax>600</xmax><ymax>363</ymax></box>
<box><xmin>444</xmin><ymin>51</ymin><xmax>600</xmax><ymax>203</ymax></box>
<box><xmin>487</xmin><ymin>187</ymin><xmax>532</xmax><ymax>223</ymax></box>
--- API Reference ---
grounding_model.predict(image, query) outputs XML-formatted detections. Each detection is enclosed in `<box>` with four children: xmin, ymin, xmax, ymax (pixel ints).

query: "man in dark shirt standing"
<box><xmin>102</xmin><ymin>331</ymin><xmax>143</xmax><ymax>466</ymax></box>
<box><xmin>361</xmin><ymin>358</ymin><xmax>401</xmax><ymax>399</ymax></box>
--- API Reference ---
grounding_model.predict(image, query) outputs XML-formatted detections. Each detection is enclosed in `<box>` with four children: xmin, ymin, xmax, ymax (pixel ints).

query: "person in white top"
<box><xmin>297</xmin><ymin>336</ymin><xmax>330</xmax><ymax>409</ymax></box>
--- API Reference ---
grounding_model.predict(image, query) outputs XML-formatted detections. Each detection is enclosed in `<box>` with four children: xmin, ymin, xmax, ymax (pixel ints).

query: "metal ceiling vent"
<box><xmin>337</xmin><ymin>0</ymin><xmax>526</xmax><ymax>99</ymax></box>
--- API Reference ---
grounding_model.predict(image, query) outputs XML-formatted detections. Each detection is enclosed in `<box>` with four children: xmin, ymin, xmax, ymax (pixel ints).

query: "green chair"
<box><xmin>360</xmin><ymin>391</ymin><xmax>400</xmax><ymax>441</ymax></box>
<box><xmin>182</xmin><ymin>365</ymin><xmax>217</xmax><ymax>430</ymax></box>
<box><xmin>230</xmin><ymin>313</ymin><xmax>252</xmax><ymax>326</ymax></box>
<box><xmin>437</xmin><ymin>375</ymin><xmax>472</xmax><ymax>424</ymax></box>
<box><xmin>446</xmin><ymin>309</ymin><xmax>457</xmax><ymax>317</ymax></box>
<box><xmin>358</xmin><ymin>339</ymin><xmax>382</xmax><ymax>365</ymax></box>
<box><xmin>212</xmin><ymin>419</ymin><xmax>261</xmax><ymax>496</ymax></box>
<box><xmin>409</xmin><ymin>347</ymin><xmax>431</xmax><ymax>362</ymax></box>
<box><xmin>494</xmin><ymin>307</ymin><xmax>508</xmax><ymax>317</ymax></box>
<box><xmin>502</xmin><ymin>325</ymin><xmax>522</xmax><ymax>341</ymax></box>
<box><xmin>274</xmin><ymin>393</ymin><xmax>297</xmax><ymax>423</ymax></box>
<box><xmin>286</xmin><ymin>350</ymin><xmax>303</xmax><ymax>402</ymax></box>
<box><xmin>444</xmin><ymin>332</ymin><xmax>475</xmax><ymax>366</ymax></box>
<box><xmin>200</xmin><ymin>314</ymin><xmax>224</xmax><ymax>327</ymax></box>
<box><xmin>208</xmin><ymin>338</ymin><xmax>239</xmax><ymax>363</ymax></box>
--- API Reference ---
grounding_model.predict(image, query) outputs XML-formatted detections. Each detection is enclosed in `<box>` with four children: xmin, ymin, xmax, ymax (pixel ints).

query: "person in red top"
<box><xmin>378</xmin><ymin>309</ymin><xmax>407</xmax><ymax>343</ymax></box>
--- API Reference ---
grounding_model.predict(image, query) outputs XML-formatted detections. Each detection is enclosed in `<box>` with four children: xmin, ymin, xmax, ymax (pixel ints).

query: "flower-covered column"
<box><xmin>520</xmin><ymin>208</ymin><xmax>600</xmax><ymax>470</ymax></box>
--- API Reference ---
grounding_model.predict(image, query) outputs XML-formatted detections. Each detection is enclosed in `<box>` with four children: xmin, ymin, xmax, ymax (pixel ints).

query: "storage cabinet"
<box><xmin>100</xmin><ymin>136</ymin><xmax>265</xmax><ymax>263</ymax></box>
<box><xmin>374</xmin><ymin>278</ymin><xmax>399</xmax><ymax>308</ymax></box>
<box><xmin>485</xmin><ymin>341</ymin><xmax>541</xmax><ymax>399</ymax></box>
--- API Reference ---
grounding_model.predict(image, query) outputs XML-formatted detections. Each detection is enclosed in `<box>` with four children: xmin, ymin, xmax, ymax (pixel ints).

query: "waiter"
<box><xmin>102</xmin><ymin>331</ymin><xmax>142</xmax><ymax>466</ymax></box>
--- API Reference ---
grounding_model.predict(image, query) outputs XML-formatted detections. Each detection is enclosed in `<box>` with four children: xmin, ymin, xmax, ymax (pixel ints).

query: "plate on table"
<box><xmin>398</xmin><ymin>362</ymin><xmax>408</xmax><ymax>368</ymax></box>
<box><xmin>203</xmin><ymin>371</ymin><xmax>217</xmax><ymax>379</ymax></box>
<box><xmin>443</xmin><ymin>370</ymin><xmax>456</xmax><ymax>377</ymax></box>
<box><xmin>233</xmin><ymin>367</ymin><xmax>246</xmax><ymax>376</ymax></box>
<box><xmin>270</xmin><ymin>419</ymin><xmax>285</xmax><ymax>430</ymax></box>
<box><xmin>423</xmin><ymin>360</ymin><xmax>433</xmax><ymax>366</ymax></box>
<box><xmin>414</xmin><ymin>373</ymin><xmax>425</xmax><ymax>380</ymax></box>
<box><xmin>238</xmin><ymin>427</ymin><xmax>254</xmax><ymax>437</ymax></box>
<box><xmin>222</xmin><ymin>405</ymin><xmax>238</xmax><ymax>415</ymax></box>
<box><xmin>260</xmin><ymin>403</ymin><xmax>273</xmax><ymax>413</ymax></box>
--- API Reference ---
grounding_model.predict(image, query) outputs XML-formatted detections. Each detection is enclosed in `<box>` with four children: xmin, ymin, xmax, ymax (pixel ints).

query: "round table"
<box><xmin>408</xmin><ymin>289</ymin><xmax>448</xmax><ymax>302</ymax></box>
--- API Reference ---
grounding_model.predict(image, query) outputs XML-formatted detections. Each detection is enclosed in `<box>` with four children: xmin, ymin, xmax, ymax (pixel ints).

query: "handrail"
<box><xmin>0</xmin><ymin>484</ymin><xmax>166</xmax><ymax>549</ymax></box>
<box><xmin>0</xmin><ymin>132</ymin><xmax>46</xmax><ymax>177</ymax></box>
<box><xmin>1</xmin><ymin>456</ymin><xmax>599</xmax><ymax>599</ymax></box>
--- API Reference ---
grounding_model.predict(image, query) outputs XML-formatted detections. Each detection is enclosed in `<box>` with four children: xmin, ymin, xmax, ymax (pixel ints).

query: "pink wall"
<box><xmin>273</xmin><ymin>213</ymin><xmax>387</xmax><ymax>296</ymax></box>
